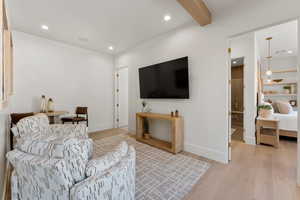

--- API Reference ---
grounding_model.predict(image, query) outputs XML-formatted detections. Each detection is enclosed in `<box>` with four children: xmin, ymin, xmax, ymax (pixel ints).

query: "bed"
<box><xmin>273</xmin><ymin>111</ymin><xmax>298</xmax><ymax>138</ymax></box>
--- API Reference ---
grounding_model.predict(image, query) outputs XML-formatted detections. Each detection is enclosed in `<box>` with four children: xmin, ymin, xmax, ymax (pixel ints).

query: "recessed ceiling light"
<box><xmin>164</xmin><ymin>15</ymin><xmax>171</xmax><ymax>22</ymax></box>
<box><xmin>287</xmin><ymin>50</ymin><xmax>293</xmax><ymax>54</ymax></box>
<box><xmin>108</xmin><ymin>46</ymin><xmax>114</xmax><ymax>51</ymax></box>
<box><xmin>41</xmin><ymin>25</ymin><xmax>49</xmax><ymax>30</ymax></box>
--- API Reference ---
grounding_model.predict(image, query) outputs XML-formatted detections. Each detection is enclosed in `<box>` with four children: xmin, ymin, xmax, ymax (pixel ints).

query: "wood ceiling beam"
<box><xmin>177</xmin><ymin>0</ymin><xmax>211</xmax><ymax>26</ymax></box>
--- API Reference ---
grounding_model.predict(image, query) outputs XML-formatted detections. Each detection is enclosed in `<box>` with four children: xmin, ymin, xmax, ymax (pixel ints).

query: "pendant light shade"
<box><xmin>265</xmin><ymin>37</ymin><xmax>273</xmax><ymax>78</ymax></box>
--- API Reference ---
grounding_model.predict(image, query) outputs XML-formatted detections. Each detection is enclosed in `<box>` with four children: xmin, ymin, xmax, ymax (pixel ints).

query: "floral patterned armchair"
<box><xmin>7</xmin><ymin>141</ymin><xmax>136</xmax><ymax>200</ymax></box>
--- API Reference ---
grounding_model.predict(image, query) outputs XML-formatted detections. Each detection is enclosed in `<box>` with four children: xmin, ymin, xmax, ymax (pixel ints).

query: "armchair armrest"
<box><xmin>49</xmin><ymin>124</ymin><xmax>88</xmax><ymax>138</ymax></box>
<box><xmin>70</xmin><ymin>145</ymin><xmax>136</xmax><ymax>200</ymax></box>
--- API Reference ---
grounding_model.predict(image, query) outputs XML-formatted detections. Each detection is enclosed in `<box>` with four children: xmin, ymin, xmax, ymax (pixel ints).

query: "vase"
<box><xmin>259</xmin><ymin>109</ymin><xmax>273</xmax><ymax>118</ymax></box>
<box><xmin>40</xmin><ymin>95</ymin><xmax>47</xmax><ymax>113</ymax></box>
<box><xmin>47</xmin><ymin>98</ymin><xmax>54</xmax><ymax>112</ymax></box>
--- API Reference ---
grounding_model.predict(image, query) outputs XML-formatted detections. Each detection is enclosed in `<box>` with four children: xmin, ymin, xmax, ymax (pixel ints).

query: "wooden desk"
<box><xmin>136</xmin><ymin>112</ymin><xmax>184</xmax><ymax>154</ymax></box>
<box><xmin>41</xmin><ymin>111</ymin><xmax>68</xmax><ymax>124</ymax></box>
<box><xmin>256</xmin><ymin>117</ymin><xmax>279</xmax><ymax>148</ymax></box>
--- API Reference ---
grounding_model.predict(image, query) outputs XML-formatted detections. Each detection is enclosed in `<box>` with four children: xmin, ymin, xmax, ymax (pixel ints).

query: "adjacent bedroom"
<box><xmin>257</xmin><ymin>20</ymin><xmax>298</xmax><ymax>146</ymax></box>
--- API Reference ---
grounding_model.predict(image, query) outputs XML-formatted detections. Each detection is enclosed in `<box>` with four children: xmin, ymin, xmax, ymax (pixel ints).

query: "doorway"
<box><xmin>231</xmin><ymin>58</ymin><xmax>244</xmax><ymax>142</ymax></box>
<box><xmin>115</xmin><ymin>67</ymin><xmax>128</xmax><ymax>128</ymax></box>
<box><xmin>227</xmin><ymin>20</ymin><xmax>299</xmax><ymax>186</ymax></box>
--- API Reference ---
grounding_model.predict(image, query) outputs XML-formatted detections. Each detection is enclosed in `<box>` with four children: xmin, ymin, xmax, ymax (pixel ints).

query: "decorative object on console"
<box><xmin>171</xmin><ymin>111</ymin><xmax>174</xmax><ymax>117</ymax></box>
<box><xmin>141</xmin><ymin>101</ymin><xmax>150</xmax><ymax>137</ymax></box>
<box><xmin>258</xmin><ymin>104</ymin><xmax>273</xmax><ymax>118</ymax></box>
<box><xmin>40</xmin><ymin>95</ymin><xmax>47</xmax><ymax>113</ymax></box>
<box><xmin>47</xmin><ymin>98</ymin><xmax>54</xmax><ymax>112</ymax></box>
<box><xmin>175</xmin><ymin>110</ymin><xmax>179</xmax><ymax>117</ymax></box>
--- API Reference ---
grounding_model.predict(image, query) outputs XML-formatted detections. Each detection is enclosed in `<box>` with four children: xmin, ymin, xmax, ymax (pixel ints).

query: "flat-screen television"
<box><xmin>139</xmin><ymin>57</ymin><xmax>189</xmax><ymax>99</ymax></box>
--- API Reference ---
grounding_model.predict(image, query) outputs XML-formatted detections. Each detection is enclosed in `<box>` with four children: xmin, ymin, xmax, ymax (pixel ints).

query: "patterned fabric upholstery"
<box><xmin>16</xmin><ymin>114</ymin><xmax>50</xmax><ymax>140</ymax></box>
<box><xmin>7</xmin><ymin>142</ymin><xmax>136</xmax><ymax>200</ymax></box>
<box><xmin>14</xmin><ymin>113</ymin><xmax>93</xmax><ymax>159</ymax></box>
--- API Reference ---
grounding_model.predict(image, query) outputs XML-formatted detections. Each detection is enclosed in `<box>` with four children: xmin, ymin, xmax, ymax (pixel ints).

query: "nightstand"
<box><xmin>256</xmin><ymin>117</ymin><xmax>280</xmax><ymax>148</ymax></box>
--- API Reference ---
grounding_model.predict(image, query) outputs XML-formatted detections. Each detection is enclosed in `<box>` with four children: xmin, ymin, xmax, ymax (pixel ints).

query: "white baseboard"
<box><xmin>244</xmin><ymin>136</ymin><xmax>256</xmax><ymax>145</ymax></box>
<box><xmin>88</xmin><ymin>123</ymin><xmax>114</xmax><ymax>133</ymax></box>
<box><xmin>184</xmin><ymin>143</ymin><xmax>228</xmax><ymax>164</ymax></box>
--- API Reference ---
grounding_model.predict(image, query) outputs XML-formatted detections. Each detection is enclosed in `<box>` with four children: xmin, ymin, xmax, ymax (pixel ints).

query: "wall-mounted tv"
<box><xmin>139</xmin><ymin>57</ymin><xmax>189</xmax><ymax>99</ymax></box>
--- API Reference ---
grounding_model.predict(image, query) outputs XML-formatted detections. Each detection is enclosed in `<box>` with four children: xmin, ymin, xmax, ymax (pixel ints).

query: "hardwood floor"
<box><xmin>5</xmin><ymin>128</ymin><xmax>299</xmax><ymax>200</ymax></box>
<box><xmin>91</xmin><ymin>129</ymin><xmax>300</xmax><ymax>200</ymax></box>
<box><xmin>185</xmin><ymin>139</ymin><xmax>300</xmax><ymax>200</ymax></box>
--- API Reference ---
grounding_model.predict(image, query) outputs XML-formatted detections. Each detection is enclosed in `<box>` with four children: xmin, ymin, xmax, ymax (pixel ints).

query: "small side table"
<box><xmin>37</xmin><ymin>111</ymin><xmax>69</xmax><ymax>124</ymax></box>
<box><xmin>256</xmin><ymin>117</ymin><xmax>280</xmax><ymax>148</ymax></box>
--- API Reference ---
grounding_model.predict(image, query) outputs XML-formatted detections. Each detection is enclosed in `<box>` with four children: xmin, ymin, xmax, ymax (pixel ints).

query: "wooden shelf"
<box><xmin>264</xmin><ymin>81</ymin><xmax>297</xmax><ymax>86</ymax></box>
<box><xmin>264</xmin><ymin>93</ymin><xmax>297</xmax><ymax>97</ymax></box>
<box><xmin>136</xmin><ymin>137</ymin><xmax>172</xmax><ymax>152</ymax></box>
<box><xmin>263</xmin><ymin>69</ymin><xmax>297</xmax><ymax>74</ymax></box>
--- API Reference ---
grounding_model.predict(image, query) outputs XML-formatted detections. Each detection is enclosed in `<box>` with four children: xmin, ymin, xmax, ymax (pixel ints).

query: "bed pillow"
<box><xmin>277</xmin><ymin>101</ymin><xmax>293</xmax><ymax>114</ymax></box>
<box><xmin>272</xmin><ymin>102</ymin><xmax>280</xmax><ymax>113</ymax></box>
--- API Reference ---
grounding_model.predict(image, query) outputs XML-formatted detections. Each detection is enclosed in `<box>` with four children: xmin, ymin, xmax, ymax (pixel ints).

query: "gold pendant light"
<box><xmin>265</xmin><ymin>37</ymin><xmax>273</xmax><ymax>78</ymax></box>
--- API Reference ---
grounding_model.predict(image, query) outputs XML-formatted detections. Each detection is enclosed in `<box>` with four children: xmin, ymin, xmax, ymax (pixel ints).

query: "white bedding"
<box><xmin>273</xmin><ymin>111</ymin><xmax>298</xmax><ymax>132</ymax></box>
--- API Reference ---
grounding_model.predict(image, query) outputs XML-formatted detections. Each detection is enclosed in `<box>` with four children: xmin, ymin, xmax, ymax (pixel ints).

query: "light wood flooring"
<box><xmin>5</xmin><ymin>128</ymin><xmax>300</xmax><ymax>200</ymax></box>
<box><xmin>91</xmin><ymin>128</ymin><xmax>300</xmax><ymax>200</ymax></box>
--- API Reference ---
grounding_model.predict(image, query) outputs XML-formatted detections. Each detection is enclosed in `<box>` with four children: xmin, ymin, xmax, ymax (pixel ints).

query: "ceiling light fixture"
<box><xmin>233</xmin><ymin>61</ymin><xmax>237</xmax><ymax>64</ymax></box>
<box><xmin>41</xmin><ymin>25</ymin><xmax>49</xmax><ymax>30</ymax></box>
<box><xmin>164</xmin><ymin>15</ymin><xmax>171</xmax><ymax>22</ymax></box>
<box><xmin>287</xmin><ymin>50</ymin><xmax>293</xmax><ymax>54</ymax></box>
<box><xmin>108</xmin><ymin>46</ymin><xmax>114</xmax><ymax>51</ymax></box>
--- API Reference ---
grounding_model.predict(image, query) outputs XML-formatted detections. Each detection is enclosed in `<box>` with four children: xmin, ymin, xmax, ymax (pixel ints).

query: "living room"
<box><xmin>1</xmin><ymin>0</ymin><xmax>300</xmax><ymax>200</ymax></box>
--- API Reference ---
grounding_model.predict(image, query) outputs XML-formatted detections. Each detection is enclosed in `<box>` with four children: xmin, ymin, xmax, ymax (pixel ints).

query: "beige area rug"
<box><xmin>93</xmin><ymin>134</ymin><xmax>211</xmax><ymax>200</ymax></box>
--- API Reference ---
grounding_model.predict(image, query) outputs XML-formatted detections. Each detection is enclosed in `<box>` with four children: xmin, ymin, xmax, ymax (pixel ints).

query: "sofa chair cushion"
<box><xmin>7</xmin><ymin>149</ymin><xmax>74</xmax><ymax>200</ymax></box>
<box><xmin>86</xmin><ymin>141</ymin><xmax>128</xmax><ymax>177</ymax></box>
<box><xmin>16</xmin><ymin>137</ymin><xmax>93</xmax><ymax>182</ymax></box>
<box><xmin>16</xmin><ymin>113</ymin><xmax>50</xmax><ymax>140</ymax></box>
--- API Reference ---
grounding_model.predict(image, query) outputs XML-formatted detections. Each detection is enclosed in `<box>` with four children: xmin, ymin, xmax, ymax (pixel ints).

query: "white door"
<box><xmin>116</xmin><ymin>67</ymin><xmax>128</xmax><ymax>128</ymax></box>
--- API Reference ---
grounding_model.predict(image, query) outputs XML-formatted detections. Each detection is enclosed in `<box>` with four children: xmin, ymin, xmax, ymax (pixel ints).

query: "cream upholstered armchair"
<box><xmin>7</xmin><ymin>141</ymin><xmax>136</xmax><ymax>200</ymax></box>
<box><xmin>11</xmin><ymin>113</ymin><xmax>93</xmax><ymax>157</ymax></box>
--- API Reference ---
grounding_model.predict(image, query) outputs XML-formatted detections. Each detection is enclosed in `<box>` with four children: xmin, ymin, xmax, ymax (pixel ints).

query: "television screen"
<box><xmin>139</xmin><ymin>57</ymin><xmax>189</xmax><ymax>99</ymax></box>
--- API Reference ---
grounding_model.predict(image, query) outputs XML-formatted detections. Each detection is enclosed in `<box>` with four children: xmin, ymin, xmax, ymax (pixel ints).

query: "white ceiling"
<box><xmin>6</xmin><ymin>0</ymin><xmax>240</xmax><ymax>55</ymax></box>
<box><xmin>256</xmin><ymin>20</ymin><xmax>298</xmax><ymax>60</ymax></box>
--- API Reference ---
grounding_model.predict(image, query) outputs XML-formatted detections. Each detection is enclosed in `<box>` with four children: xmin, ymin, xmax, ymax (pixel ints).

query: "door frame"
<box><xmin>227</xmin><ymin>18</ymin><xmax>300</xmax><ymax>186</ymax></box>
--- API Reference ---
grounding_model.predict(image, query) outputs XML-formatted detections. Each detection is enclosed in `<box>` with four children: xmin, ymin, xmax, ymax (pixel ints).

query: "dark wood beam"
<box><xmin>177</xmin><ymin>0</ymin><xmax>212</xmax><ymax>26</ymax></box>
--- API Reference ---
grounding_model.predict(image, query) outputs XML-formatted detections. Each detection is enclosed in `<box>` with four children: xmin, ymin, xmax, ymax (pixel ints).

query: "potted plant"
<box><xmin>258</xmin><ymin>104</ymin><xmax>273</xmax><ymax>118</ymax></box>
<box><xmin>283</xmin><ymin>85</ymin><xmax>291</xmax><ymax>94</ymax></box>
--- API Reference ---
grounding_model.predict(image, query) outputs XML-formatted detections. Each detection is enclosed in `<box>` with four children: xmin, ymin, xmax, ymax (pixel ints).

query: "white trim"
<box><xmin>184</xmin><ymin>143</ymin><xmax>228</xmax><ymax>164</ymax></box>
<box><xmin>244</xmin><ymin>136</ymin><xmax>256</xmax><ymax>145</ymax></box>
<box><xmin>88</xmin><ymin>123</ymin><xmax>114</xmax><ymax>133</ymax></box>
<box><xmin>297</xmin><ymin>18</ymin><xmax>300</xmax><ymax>187</ymax></box>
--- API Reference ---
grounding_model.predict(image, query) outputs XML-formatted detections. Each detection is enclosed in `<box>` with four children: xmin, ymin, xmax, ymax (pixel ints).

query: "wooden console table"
<box><xmin>136</xmin><ymin>112</ymin><xmax>184</xmax><ymax>154</ymax></box>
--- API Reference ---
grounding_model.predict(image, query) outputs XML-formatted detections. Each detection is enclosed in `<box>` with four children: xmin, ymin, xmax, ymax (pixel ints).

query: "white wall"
<box><xmin>231</xmin><ymin>33</ymin><xmax>257</xmax><ymax>145</ymax></box>
<box><xmin>0</xmin><ymin>105</ymin><xmax>10</xmax><ymax>198</ymax></box>
<box><xmin>11</xmin><ymin>31</ymin><xmax>115</xmax><ymax>132</ymax></box>
<box><xmin>115</xmin><ymin>0</ymin><xmax>300</xmax><ymax>163</ymax></box>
